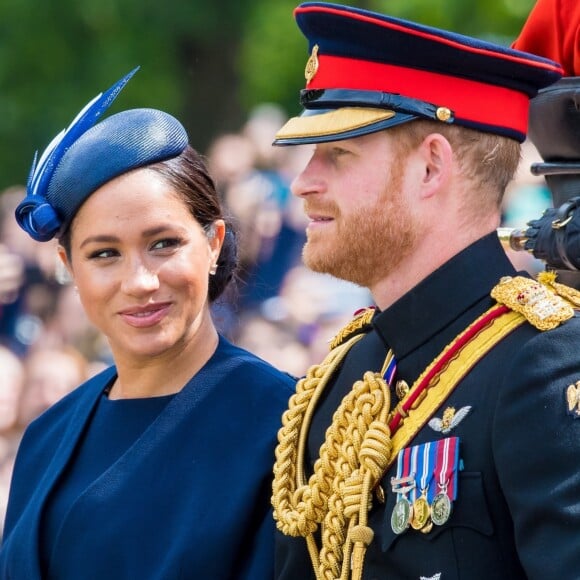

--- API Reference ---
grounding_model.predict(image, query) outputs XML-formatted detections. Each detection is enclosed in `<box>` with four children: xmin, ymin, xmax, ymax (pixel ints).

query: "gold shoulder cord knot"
<box><xmin>329</xmin><ymin>308</ymin><xmax>376</xmax><ymax>350</ymax></box>
<box><xmin>491</xmin><ymin>274</ymin><xmax>577</xmax><ymax>330</ymax></box>
<box><xmin>537</xmin><ymin>270</ymin><xmax>580</xmax><ymax>308</ymax></box>
<box><xmin>272</xmin><ymin>333</ymin><xmax>393</xmax><ymax>580</ymax></box>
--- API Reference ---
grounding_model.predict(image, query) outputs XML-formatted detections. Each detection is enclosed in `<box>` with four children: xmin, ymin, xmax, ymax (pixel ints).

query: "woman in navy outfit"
<box><xmin>0</xmin><ymin>68</ymin><xmax>295</xmax><ymax>579</ymax></box>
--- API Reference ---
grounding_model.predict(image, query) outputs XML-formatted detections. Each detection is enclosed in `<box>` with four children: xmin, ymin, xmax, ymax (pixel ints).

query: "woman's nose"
<box><xmin>121</xmin><ymin>261</ymin><xmax>160</xmax><ymax>295</ymax></box>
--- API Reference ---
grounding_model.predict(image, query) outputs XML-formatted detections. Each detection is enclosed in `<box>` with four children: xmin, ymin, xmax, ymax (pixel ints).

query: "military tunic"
<box><xmin>275</xmin><ymin>232</ymin><xmax>580</xmax><ymax>579</ymax></box>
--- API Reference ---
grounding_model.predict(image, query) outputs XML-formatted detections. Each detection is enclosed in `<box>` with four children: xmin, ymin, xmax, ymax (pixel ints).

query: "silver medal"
<box><xmin>431</xmin><ymin>492</ymin><xmax>452</xmax><ymax>526</ymax></box>
<box><xmin>391</xmin><ymin>498</ymin><xmax>412</xmax><ymax>534</ymax></box>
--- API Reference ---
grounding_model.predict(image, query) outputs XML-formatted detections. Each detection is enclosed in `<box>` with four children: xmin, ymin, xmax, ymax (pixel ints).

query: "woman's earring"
<box><xmin>209</xmin><ymin>264</ymin><xmax>218</xmax><ymax>276</ymax></box>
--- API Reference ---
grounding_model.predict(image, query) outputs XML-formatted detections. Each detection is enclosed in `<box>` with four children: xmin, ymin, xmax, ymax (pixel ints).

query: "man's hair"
<box><xmin>389</xmin><ymin>120</ymin><xmax>522</xmax><ymax>215</ymax></box>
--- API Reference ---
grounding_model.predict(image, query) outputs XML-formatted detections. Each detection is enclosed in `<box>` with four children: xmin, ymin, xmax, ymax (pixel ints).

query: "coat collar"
<box><xmin>372</xmin><ymin>232</ymin><xmax>518</xmax><ymax>360</ymax></box>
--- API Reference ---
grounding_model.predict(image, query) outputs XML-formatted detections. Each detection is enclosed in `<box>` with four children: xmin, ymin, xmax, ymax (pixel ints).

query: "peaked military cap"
<box><xmin>274</xmin><ymin>2</ymin><xmax>564</xmax><ymax>146</ymax></box>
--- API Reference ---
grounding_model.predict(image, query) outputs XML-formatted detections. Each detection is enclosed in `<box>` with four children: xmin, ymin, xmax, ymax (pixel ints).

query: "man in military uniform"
<box><xmin>271</xmin><ymin>3</ymin><xmax>580</xmax><ymax>579</ymax></box>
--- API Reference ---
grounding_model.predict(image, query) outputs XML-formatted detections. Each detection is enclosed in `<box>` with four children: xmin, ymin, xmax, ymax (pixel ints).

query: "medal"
<box><xmin>390</xmin><ymin>448</ymin><xmax>415</xmax><ymax>534</ymax></box>
<box><xmin>430</xmin><ymin>437</ymin><xmax>460</xmax><ymax>527</ymax></box>
<box><xmin>391</xmin><ymin>497</ymin><xmax>412</xmax><ymax>534</ymax></box>
<box><xmin>431</xmin><ymin>492</ymin><xmax>452</xmax><ymax>526</ymax></box>
<box><xmin>410</xmin><ymin>494</ymin><xmax>431</xmax><ymax>530</ymax></box>
<box><xmin>410</xmin><ymin>442</ymin><xmax>434</xmax><ymax>531</ymax></box>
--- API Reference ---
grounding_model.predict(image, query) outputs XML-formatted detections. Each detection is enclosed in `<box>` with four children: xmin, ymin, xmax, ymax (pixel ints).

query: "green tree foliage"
<box><xmin>0</xmin><ymin>0</ymin><xmax>536</xmax><ymax>191</ymax></box>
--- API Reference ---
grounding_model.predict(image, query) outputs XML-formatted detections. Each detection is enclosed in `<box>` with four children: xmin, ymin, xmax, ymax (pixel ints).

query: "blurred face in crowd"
<box><xmin>0</xmin><ymin>348</ymin><xmax>24</xmax><ymax>432</ymax></box>
<box><xmin>19</xmin><ymin>348</ymin><xmax>86</xmax><ymax>426</ymax></box>
<box><xmin>290</xmin><ymin>130</ymin><xmax>420</xmax><ymax>287</ymax></box>
<box><xmin>58</xmin><ymin>168</ymin><xmax>224</xmax><ymax>366</ymax></box>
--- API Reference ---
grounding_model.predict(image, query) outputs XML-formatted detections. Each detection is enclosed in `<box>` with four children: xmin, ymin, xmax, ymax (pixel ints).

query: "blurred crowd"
<box><xmin>0</xmin><ymin>103</ymin><xmax>551</xmax><ymax>538</ymax></box>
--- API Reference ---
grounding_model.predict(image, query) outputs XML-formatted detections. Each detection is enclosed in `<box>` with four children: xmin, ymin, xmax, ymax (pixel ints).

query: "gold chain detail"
<box><xmin>272</xmin><ymin>334</ymin><xmax>393</xmax><ymax>580</ymax></box>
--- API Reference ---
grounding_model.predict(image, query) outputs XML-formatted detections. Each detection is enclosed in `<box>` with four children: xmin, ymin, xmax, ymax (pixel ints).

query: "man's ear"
<box><xmin>417</xmin><ymin>133</ymin><xmax>453</xmax><ymax>199</ymax></box>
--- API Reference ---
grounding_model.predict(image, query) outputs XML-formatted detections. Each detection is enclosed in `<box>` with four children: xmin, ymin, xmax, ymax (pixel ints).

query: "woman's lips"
<box><xmin>119</xmin><ymin>303</ymin><xmax>171</xmax><ymax>328</ymax></box>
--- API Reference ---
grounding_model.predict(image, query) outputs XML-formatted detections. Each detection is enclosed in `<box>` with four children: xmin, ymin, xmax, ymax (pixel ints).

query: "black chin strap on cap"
<box><xmin>300</xmin><ymin>88</ymin><xmax>456</xmax><ymax>123</ymax></box>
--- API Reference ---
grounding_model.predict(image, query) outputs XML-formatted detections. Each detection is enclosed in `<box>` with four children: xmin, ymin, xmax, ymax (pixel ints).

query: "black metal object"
<box><xmin>524</xmin><ymin>196</ymin><xmax>580</xmax><ymax>270</ymax></box>
<box><xmin>523</xmin><ymin>77</ymin><xmax>580</xmax><ymax>284</ymax></box>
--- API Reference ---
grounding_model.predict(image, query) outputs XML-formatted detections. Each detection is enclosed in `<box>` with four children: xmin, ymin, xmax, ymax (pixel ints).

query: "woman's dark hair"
<box><xmin>148</xmin><ymin>145</ymin><xmax>238</xmax><ymax>303</ymax></box>
<box><xmin>59</xmin><ymin>145</ymin><xmax>238</xmax><ymax>303</ymax></box>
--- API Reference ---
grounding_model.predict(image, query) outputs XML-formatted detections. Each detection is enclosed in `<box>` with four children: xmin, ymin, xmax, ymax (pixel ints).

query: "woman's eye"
<box><xmin>151</xmin><ymin>238</ymin><xmax>180</xmax><ymax>251</ymax></box>
<box><xmin>88</xmin><ymin>248</ymin><xmax>118</xmax><ymax>259</ymax></box>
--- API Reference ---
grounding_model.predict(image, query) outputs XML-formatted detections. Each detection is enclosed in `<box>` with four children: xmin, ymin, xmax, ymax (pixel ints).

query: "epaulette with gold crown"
<box><xmin>491</xmin><ymin>272</ymin><xmax>580</xmax><ymax>331</ymax></box>
<box><xmin>329</xmin><ymin>307</ymin><xmax>376</xmax><ymax>350</ymax></box>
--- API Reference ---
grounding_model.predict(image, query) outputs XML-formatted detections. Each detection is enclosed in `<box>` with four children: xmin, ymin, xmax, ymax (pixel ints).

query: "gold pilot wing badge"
<box><xmin>566</xmin><ymin>381</ymin><xmax>580</xmax><ymax>418</ymax></box>
<box><xmin>428</xmin><ymin>406</ymin><xmax>472</xmax><ymax>434</ymax></box>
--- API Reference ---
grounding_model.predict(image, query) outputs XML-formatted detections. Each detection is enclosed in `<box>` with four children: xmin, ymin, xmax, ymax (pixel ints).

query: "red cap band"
<box><xmin>309</xmin><ymin>54</ymin><xmax>531</xmax><ymax>136</ymax></box>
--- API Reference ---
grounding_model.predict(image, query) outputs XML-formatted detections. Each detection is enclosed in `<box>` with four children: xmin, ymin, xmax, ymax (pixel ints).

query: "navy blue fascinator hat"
<box><xmin>16</xmin><ymin>67</ymin><xmax>189</xmax><ymax>241</ymax></box>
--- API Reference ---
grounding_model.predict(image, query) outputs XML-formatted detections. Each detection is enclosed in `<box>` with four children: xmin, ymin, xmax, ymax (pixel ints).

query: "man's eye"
<box><xmin>331</xmin><ymin>147</ymin><xmax>350</xmax><ymax>158</ymax></box>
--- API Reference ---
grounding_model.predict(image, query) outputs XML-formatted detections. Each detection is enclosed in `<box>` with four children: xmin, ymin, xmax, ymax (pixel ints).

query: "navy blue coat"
<box><xmin>1</xmin><ymin>336</ymin><xmax>295</xmax><ymax>579</ymax></box>
<box><xmin>275</xmin><ymin>233</ymin><xmax>580</xmax><ymax>580</ymax></box>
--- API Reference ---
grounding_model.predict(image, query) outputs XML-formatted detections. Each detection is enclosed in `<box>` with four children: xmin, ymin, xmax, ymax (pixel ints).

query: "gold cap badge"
<box><xmin>305</xmin><ymin>44</ymin><xmax>320</xmax><ymax>84</ymax></box>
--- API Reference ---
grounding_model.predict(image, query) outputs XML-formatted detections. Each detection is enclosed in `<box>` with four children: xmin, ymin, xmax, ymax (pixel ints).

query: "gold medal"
<box><xmin>410</xmin><ymin>495</ymin><xmax>431</xmax><ymax>530</ymax></box>
<box><xmin>431</xmin><ymin>492</ymin><xmax>452</xmax><ymax>526</ymax></box>
<box><xmin>391</xmin><ymin>498</ymin><xmax>413</xmax><ymax>535</ymax></box>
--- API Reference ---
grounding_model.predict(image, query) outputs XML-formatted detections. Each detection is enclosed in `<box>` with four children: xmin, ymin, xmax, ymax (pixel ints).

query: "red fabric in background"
<box><xmin>513</xmin><ymin>0</ymin><xmax>580</xmax><ymax>76</ymax></box>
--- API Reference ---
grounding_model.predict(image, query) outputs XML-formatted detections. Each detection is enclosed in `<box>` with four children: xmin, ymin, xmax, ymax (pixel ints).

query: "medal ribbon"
<box><xmin>382</xmin><ymin>351</ymin><xmax>397</xmax><ymax>386</ymax></box>
<box><xmin>391</xmin><ymin>446</ymin><xmax>415</xmax><ymax>499</ymax></box>
<box><xmin>409</xmin><ymin>445</ymin><xmax>419</xmax><ymax>502</ymax></box>
<box><xmin>416</xmin><ymin>441</ymin><xmax>436</xmax><ymax>500</ymax></box>
<box><xmin>433</xmin><ymin>437</ymin><xmax>460</xmax><ymax>500</ymax></box>
<box><xmin>392</xmin><ymin>449</ymin><xmax>404</xmax><ymax>501</ymax></box>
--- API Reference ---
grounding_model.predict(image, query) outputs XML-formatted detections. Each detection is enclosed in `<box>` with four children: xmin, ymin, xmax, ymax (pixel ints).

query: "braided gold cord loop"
<box><xmin>272</xmin><ymin>339</ymin><xmax>393</xmax><ymax>580</ymax></box>
<box><xmin>274</xmin><ymin>301</ymin><xmax>532</xmax><ymax>579</ymax></box>
<box><xmin>272</xmin><ymin>337</ymin><xmax>363</xmax><ymax>538</ymax></box>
